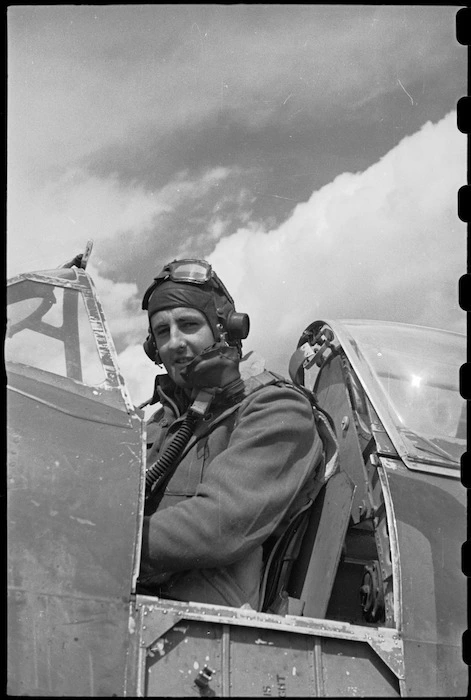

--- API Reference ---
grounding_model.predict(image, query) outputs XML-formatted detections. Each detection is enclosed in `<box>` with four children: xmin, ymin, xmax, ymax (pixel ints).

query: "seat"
<box><xmin>260</xmin><ymin>470</ymin><xmax>355</xmax><ymax>617</ymax></box>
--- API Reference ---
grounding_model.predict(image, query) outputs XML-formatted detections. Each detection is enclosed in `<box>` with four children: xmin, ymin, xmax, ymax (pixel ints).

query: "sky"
<box><xmin>7</xmin><ymin>4</ymin><xmax>467</xmax><ymax>406</ymax></box>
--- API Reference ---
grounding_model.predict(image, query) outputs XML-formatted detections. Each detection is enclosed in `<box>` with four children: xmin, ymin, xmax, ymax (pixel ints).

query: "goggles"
<box><xmin>142</xmin><ymin>259</ymin><xmax>235</xmax><ymax>310</ymax></box>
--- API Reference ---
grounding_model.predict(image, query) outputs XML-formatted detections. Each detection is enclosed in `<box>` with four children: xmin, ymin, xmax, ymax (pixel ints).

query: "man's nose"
<box><xmin>168</xmin><ymin>325</ymin><xmax>186</xmax><ymax>349</ymax></box>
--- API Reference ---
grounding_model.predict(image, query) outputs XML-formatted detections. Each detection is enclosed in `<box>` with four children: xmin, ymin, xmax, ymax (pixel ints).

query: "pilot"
<box><xmin>137</xmin><ymin>258</ymin><xmax>323</xmax><ymax>610</ymax></box>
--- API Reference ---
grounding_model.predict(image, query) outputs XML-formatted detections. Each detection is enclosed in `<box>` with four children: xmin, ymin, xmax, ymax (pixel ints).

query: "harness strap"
<box><xmin>177</xmin><ymin>370</ymin><xmax>283</xmax><ymax>460</ymax></box>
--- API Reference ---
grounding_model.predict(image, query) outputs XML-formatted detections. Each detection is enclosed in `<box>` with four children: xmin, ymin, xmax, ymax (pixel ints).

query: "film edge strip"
<box><xmin>456</xmin><ymin>4</ymin><xmax>471</xmax><ymax>678</ymax></box>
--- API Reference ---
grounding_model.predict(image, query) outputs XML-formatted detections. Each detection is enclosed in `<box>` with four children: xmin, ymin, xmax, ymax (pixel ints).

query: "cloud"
<box><xmin>7</xmin><ymin>111</ymin><xmax>464</xmax><ymax>408</ymax></box>
<box><xmin>85</xmin><ymin>263</ymin><xmax>144</xmax><ymax>347</ymax></box>
<box><xmin>7</xmin><ymin>168</ymin><xmax>163</xmax><ymax>276</ymax></box>
<box><xmin>9</xmin><ymin>6</ymin><xmax>464</xmax><ymax>311</ymax></box>
<box><xmin>9</xmin><ymin>5</ymin><xmax>461</xmax><ymax>185</ymax></box>
<box><xmin>208</xmin><ymin>111</ymin><xmax>465</xmax><ymax>377</ymax></box>
<box><xmin>6</xmin><ymin>165</ymin><xmax>234</xmax><ymax>280</ymax></box>
<box><xmin>116</xmin><ymin>344</ymin><xmax>164</xmax><ymax>413</ymax></box>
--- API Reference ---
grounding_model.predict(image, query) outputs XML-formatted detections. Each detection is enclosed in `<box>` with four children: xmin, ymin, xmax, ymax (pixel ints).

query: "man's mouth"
<box><xmin>174</xmin><ymin>357</ymin><xmax>193</xmax><ymax>366</ymax></box>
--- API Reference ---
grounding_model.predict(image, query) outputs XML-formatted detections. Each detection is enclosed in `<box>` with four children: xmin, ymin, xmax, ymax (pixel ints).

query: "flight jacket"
<box><xmin>138</xmin><ymin>353</ymin><xmax>323</xmax><ymax>610</ymax></box>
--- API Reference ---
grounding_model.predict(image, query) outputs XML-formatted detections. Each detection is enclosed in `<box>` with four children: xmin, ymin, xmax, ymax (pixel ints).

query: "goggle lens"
<box><xmin>142</xmin><ymin>259</ymin><xmax>235</xmax><ymax>311</ymax></box>
<box><xmin>170</xmin><ymin>260</ymin><xmax>211</xmax><ymax>283</ymax></box>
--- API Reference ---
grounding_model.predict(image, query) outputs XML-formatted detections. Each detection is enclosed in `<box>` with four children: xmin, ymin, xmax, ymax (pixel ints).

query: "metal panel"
<box><xmin>321</xmin><ymin>637</ymin><xmax>400</xmax><ymax>697</ymax></box>
<box><xmin>145</xmin><ymin>620</ymin><xmax>224</xmax><ymax>697</ymax></box>
<box><xmin>7</xmin><ymin>591</ymin><xmax>138</xmax><ymax>696</ymax></box>
<box><xmin>314</xmin><ymin>354</ymin><xmax>368</xmax><ymax>522</ymax></box>
<box><xmin>142</xmin><ymin>615</ymin><xmax>317</xmax><ymax>697</ymax></box>
<box><xmin>136</xmin><ymin>598</ymin><xmax>405</xmax><ymax>697</ymax></box>
<box><xmin>7</xmin><ymin>379</ymin><xmax>143</xmax><ymax>695</ymax></box>
<box><xmin>384</xmin><ymin>465</ymin><xmax>467</xmax><ymax>696</ymax></box>
<box><xmin>228</xmin><ymin>626</ymin><xmax>316</xmax><ymax>697</ymax></box>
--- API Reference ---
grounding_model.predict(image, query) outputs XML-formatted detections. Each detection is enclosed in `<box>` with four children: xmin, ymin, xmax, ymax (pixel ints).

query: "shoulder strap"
<box><xmin>257</xmin><ymin>374</ymin><xmax>339</xmax><ymax>483</ymax></box>
<box><xmin>242</xmin><ymin>368</ymin><xmax>283</xmax><ymax>394</ymax></box>
<box><xmin>241</xmin><ymin>371</ymin><xmax>339</xmax><ymax>480</ymax></box>
<box><xmin>310</xmin><ymin>400</ymin><xmax>339</xmax><ymax>481</ymax></box>
<box><xmin>180</xmin><ymin>370</ymin><xmax>339</xmax><ymax>482</ymax></box>
<box><xmin>290</xmin><ymin>383</ymin><xmax>339</xmax><ymax>481</ymax></box>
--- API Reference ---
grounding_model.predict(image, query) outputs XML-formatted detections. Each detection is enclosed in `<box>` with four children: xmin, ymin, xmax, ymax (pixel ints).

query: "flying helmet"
<box><xmin>142</xmin><ymin>259</ymin><xmax>250</xmax><ymax>363</ymax></box>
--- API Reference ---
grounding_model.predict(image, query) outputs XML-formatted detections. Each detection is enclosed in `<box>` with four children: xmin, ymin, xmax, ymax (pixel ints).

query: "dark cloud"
<box><xmin>88</xmin><ymin>42</ymin><xmax>464</xmax><ymax>292</ymax></box>
<box><xmin>86</xmin><ymin>29</ymin><xmax>463</xmax><ymax>192</ymax></box>
<box><xmin>94</xmin><ymin>164</ymin><xmax>257</xmax><ymax>290</ymax></box>
<box><xmin>10</xmin><ymin>4</ymin><xmax>463</xmax><ymax>192</ymax></box>
<box><xmin>82</xmin><ymin>1</ymin><xmax>463</xmax><ymax>284</ymax></box>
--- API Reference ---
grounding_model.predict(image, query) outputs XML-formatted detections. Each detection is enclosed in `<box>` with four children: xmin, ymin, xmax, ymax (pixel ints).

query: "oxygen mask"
<box><xmin>180</xmin><ymin>342</ymin><xmax>242</xmax><ymax>391</ymax></box>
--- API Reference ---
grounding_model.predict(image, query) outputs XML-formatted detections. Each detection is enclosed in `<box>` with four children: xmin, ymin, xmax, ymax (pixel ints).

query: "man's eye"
<box><xmin>154</xmin><ymin>327</ymin><xmax>168</xmax><ymax>338</ymax></box>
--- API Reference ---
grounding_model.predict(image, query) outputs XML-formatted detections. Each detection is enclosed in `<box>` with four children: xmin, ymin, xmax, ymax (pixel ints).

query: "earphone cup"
<box><xmin>226</xmin><ymin>312</ymin><xmax>250</xmax><ymax>340</ymax></box>
<box><xmin>143</xmin><ymin>333</ymin><xmax>160</xmax><ymax>363</ymax></box>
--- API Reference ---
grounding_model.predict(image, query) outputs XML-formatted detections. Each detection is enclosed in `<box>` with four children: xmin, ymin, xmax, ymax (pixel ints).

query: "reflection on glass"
<box><xmin>344</xmin><ymin>321</ymin><xmax>465</xmax><ymax>465</ymax></box>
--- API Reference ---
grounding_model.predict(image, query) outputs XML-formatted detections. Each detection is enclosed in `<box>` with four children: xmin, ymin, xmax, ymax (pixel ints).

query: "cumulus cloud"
<box><xmin>7</xmin><ymin>112</ymin><xmax>465</xmax><ymax>407</ymax></box>
<box><xmin>116</xmin><ymin>344</ymin><xmax>164</xmax><ymax>412</ymax></box>
<box><xmin>208</xmin><ymin>111</ymin><xmax>465</xmax><ymax>377</ymax></box>
<box><xmin>7</xmin><ymin>169</ymin><xmax>162</xmax><ymax>276</ymax></box>
<box><xmin>85</xmin><ymin>262</ymin><xmax>144</xmax><ymax>346</ymax></box>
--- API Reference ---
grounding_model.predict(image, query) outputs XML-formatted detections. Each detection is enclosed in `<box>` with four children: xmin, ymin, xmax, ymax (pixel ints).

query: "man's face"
<box><xmin>151</xmin><ymin>306</ymin><xmax>215</xmax><ymax>387</ymax></box>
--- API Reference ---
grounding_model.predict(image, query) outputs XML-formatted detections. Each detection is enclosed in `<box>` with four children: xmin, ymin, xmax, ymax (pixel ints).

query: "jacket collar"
<box><xmin>151</xmin><ymin>373</ymin><xmax>190</xmax><ymax>417</ymax></box>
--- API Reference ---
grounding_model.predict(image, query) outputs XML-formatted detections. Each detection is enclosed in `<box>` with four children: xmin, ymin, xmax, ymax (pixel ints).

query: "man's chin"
<box><xmin>170</xmin><ymin>366</ymin><xmax>190</xmax><ymax>388</ymax></box>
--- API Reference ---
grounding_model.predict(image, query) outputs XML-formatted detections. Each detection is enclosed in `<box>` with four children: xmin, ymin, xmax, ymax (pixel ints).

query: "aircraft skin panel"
<box><xmin>7</xmin><ymin>368</ymin><xmax>133</xmax><ymax>428</ymax></box>
<box><xmin>401</xmin><ymin>639</ymin><xmax>465</xmax><ymax>699</ymax></box>
<box><xmin>7</xmin><ymin>591</ymin><xmax>135</xmax><ymax>696</ymax></box>
<box><xmin>7</xmin><ymin>379</ymin><xmax>143</xmax><ymax>695</ymax></box>
<box><xmin>320</xmin><ymin>637</ymin><xmax>400</xmax><ymax>697</ymax></box>
<box><xmin>135</xmin><ymin>596</ymin><xmax>404</xmax><ymax>697</ymax></box>
<box><xmin>384</xmin><ymin>466</ymin><xmax>466</xmax><ymax>696</ymax></box>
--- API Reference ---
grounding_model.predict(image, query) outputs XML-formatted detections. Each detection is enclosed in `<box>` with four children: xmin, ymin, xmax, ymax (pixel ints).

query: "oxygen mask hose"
<box><xmin>144</xmin><ymin>411</ymin><xmax>198</xmax><ymax>514</ymax></box>
<box><xmin>145</xmin><ymin>413</ymin><xmax>197</xmax><ymax>489</ymax></box>
<box><xmin>144</xmin><ymin>388</ymin><xmax>216</xmax><ymax>514</ymax></box>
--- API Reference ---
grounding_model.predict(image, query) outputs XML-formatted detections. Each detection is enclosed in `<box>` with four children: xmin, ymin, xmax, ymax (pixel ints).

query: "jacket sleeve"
<box><xmin>141</xmin><ymin>383</ymin><xmax>323</xmax><ymax>576</ymax></box>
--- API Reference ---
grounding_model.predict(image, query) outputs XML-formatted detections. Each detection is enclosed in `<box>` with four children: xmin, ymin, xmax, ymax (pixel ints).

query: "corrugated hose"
<box><xmin>144</xmin><ymin>411</ymin><xmax>198</xmax><ymax>513</ymax></box>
